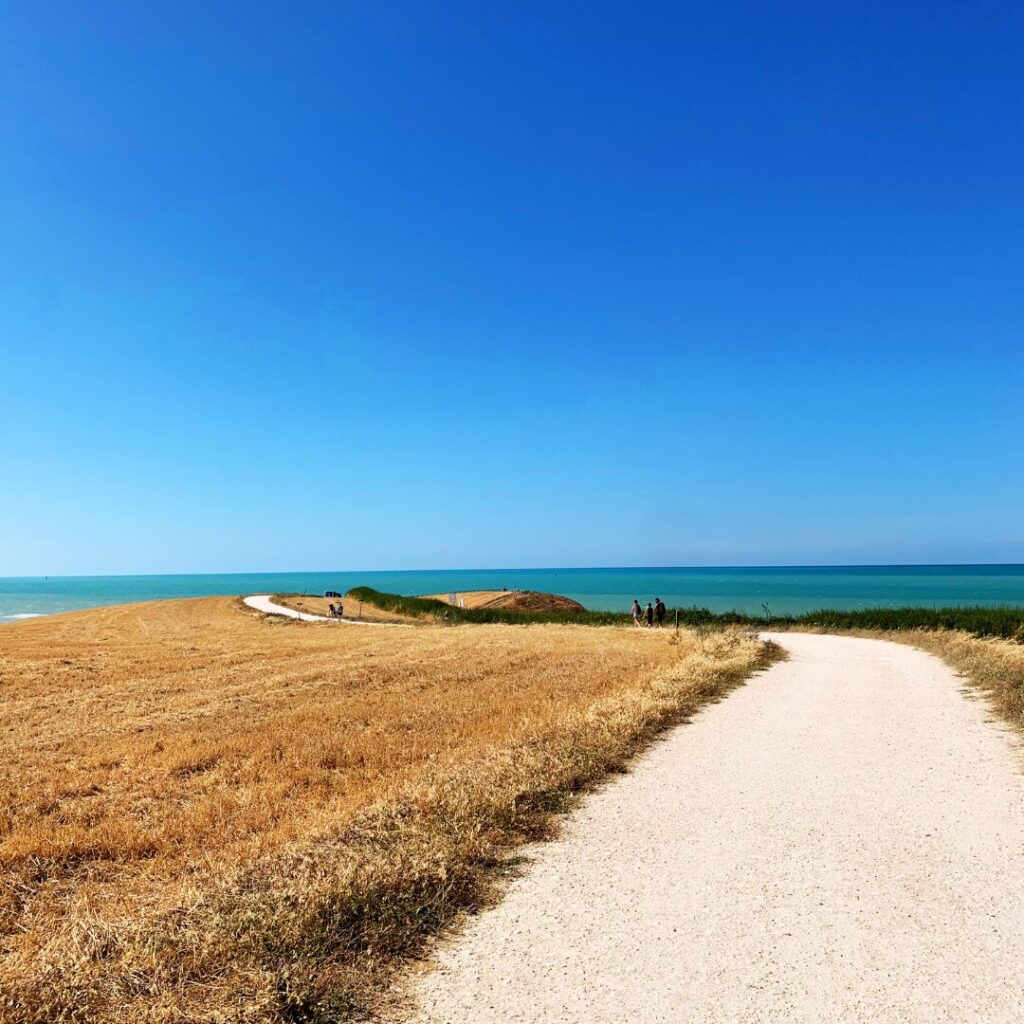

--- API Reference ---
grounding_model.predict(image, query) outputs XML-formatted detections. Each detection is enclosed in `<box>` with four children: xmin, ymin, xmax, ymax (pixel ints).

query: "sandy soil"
<box><xmin>398</xmin><ymin>632</ymin><xmax>1024</xmax><ymax>1023</ymax></box>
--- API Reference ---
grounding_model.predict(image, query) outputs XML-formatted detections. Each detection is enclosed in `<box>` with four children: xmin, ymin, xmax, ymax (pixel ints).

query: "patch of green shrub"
<box><xmin>347</xmin><ymin>588</ymin><xmax>1024</xmax><ymax>641</ymax></box>
<box><xmin>345</xmin><ymin>588</ymin><xmax>627</xmax><ymax>625</ymax></box>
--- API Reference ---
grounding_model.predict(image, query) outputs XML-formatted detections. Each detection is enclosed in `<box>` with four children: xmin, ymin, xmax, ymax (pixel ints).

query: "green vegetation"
<box><xmin>734</xmin><ymin>605</ymin><xmax>1024</xmax><ymax>641</ymax></box>
<box><xmin>348</xmin><ymin>587</ymin><xmax>1024</xmax><ymax>641</ymax></box>
<box><xmin>345</xmin><ymin>587</ymin><xmax>627</xmax><ymax>625</ymax></box>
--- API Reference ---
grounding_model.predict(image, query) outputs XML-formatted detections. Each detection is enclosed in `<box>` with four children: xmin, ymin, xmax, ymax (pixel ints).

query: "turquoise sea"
<box><xmin>2</xmin><ymin>565</ymin><xmax>1024</xmax><ymax>623</ymax></box>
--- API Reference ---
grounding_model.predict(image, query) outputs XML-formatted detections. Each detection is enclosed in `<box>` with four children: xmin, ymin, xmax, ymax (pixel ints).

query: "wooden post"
<box><xmin>675</xmin><ymin>609</ymin><xmax>679</xmax><ymax>634</ymax></box>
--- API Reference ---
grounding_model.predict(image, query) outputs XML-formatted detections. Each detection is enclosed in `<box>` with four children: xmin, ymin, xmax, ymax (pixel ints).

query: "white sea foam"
<box><xmin>0</xmin><ymin>613</ymin><xmax>44</xmax><ymax>621</ymax></box>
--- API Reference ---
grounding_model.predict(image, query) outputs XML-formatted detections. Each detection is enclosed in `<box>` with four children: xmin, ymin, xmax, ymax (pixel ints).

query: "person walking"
<box><xmin>655</xmin><ymin>597</ymin><xmax>666</xmax><ymax>626</ymax></box>
<box><xmin>645</xmin><ymin>602</ymin><xmax>655</xmax><ymax>627</ymax></box>
<box><xmin>631</xmin><ymin>599</ymin><xmax>642</xmax><ymax>627</ymax></box>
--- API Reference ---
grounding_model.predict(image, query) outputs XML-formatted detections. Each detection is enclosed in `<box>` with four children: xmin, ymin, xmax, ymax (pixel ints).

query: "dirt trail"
<box><xmin>243</xmin><ymin>594</ymin><xmax>329</xmax><ymax>621</ymax></box>
<box><xmin>242</xmin><ymin>594</ymin><xmax>402</xmax><ymax>625</ymax></box>
<box><xmin>400</xmin><ymin>632</ymin><xmax>1024</xmax><ymax>1024</ymax></box>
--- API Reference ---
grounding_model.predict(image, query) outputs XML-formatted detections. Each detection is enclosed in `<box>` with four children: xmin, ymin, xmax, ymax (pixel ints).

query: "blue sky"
<box><xmin>2</xmin><ymin>1</ymin><xmax>1021</xmax><ymax>574</ymax></box>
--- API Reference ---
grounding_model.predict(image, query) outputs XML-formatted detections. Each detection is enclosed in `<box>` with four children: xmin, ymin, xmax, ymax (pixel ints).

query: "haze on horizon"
<box><xmin>2</xmin><ymin>2</ymin><xmax>1022</xmax><ymax>577</ymax></box>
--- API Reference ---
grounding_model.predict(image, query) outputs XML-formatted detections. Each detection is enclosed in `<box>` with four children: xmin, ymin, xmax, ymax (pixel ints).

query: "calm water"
<box><xmin>2</xmin><ymin>565</ymin><xmax>1023</xmax><ymax>622</ymax></box>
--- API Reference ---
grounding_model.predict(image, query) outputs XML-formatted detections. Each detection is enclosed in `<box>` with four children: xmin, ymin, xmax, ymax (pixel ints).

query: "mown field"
<box><xmin>0</xmin><ymin>598</ymin><xmax>774</xmax><ymax>1023</ymax></box>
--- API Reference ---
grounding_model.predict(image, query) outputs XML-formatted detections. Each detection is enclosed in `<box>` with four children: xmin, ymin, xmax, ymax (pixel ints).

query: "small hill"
<box><xmin>421</xmin><ymin>589</ymin><xmax>586</xmax><ymax>614</ymax></box>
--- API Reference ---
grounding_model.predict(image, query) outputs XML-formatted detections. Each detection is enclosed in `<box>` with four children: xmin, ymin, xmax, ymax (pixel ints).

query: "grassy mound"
<box><xmin>421</xmin><ymin>589</ymin><xmax>587</xmax><ymax>613</ymax></box>
<box><xmin>345</xmin><ymin>587</ymin><xmax>625</xmax><ymax>625</ymax></box>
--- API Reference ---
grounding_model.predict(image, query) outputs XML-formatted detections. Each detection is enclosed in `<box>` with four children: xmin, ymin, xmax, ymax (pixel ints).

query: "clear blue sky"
<box><xmin>2</xmin><ymin>2</ymin><xmax>1021</xmax><ymax>575</ymax></box>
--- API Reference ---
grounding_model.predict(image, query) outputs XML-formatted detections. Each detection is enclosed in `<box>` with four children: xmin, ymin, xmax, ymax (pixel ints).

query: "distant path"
<box><xmin>401</xmin><ymin>632</ymin><xmax>1024</xmax><ymax>1024</ymax></box>
<box><xmin>244</xmin><ymin>594</ymin><xmax>328</xmax><ymax>621</ymax></box>
<box><xmin>242</xmin><ymin>594</ymin><xmax>401</xmax><ymax>626</ymax></box>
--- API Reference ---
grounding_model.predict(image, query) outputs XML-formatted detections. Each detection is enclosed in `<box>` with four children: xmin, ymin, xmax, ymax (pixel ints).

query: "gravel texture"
<box><xmin>400</xmin><ymin>632</ymin><xmax>1024</xmax><ymax>1023</ymax></box>
<box><xmin>242</xmin><ymin>594</ymin><xmax>400</xmax><ymax>625</ymax></box>
<box><xmin>243</xmin><ymin>595</ymin><xmax>329</xmax><ymax>620</ymax></box>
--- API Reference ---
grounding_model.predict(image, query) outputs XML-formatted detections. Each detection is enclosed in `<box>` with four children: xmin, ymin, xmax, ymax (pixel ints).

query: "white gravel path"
<box><xmin>242</xmin><ymin>594</ymin><xmax>401</xmax><ymax>626</ymax></box>
<box><xmin>243</xmin><ymin>594</ymin><xmax>329</xmax><ymax>621</ymax></box>
<box><xmin>401</xmin><ymin>632</ymin><xmax>1024</xmax><ymax>1024</ymax></box>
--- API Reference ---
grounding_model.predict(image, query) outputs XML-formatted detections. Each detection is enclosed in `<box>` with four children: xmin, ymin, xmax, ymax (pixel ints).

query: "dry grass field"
<box><xmin>0</xmin><ymin>598</ymin><xmax>774</xmax><ymax>1023</ymax></box>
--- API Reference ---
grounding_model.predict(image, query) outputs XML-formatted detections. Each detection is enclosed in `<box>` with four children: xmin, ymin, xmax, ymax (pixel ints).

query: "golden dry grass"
<box><xmin>0</xmin><ymin>598</ymin><xmax>774</xmax><ymax>1023</ymax></box>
